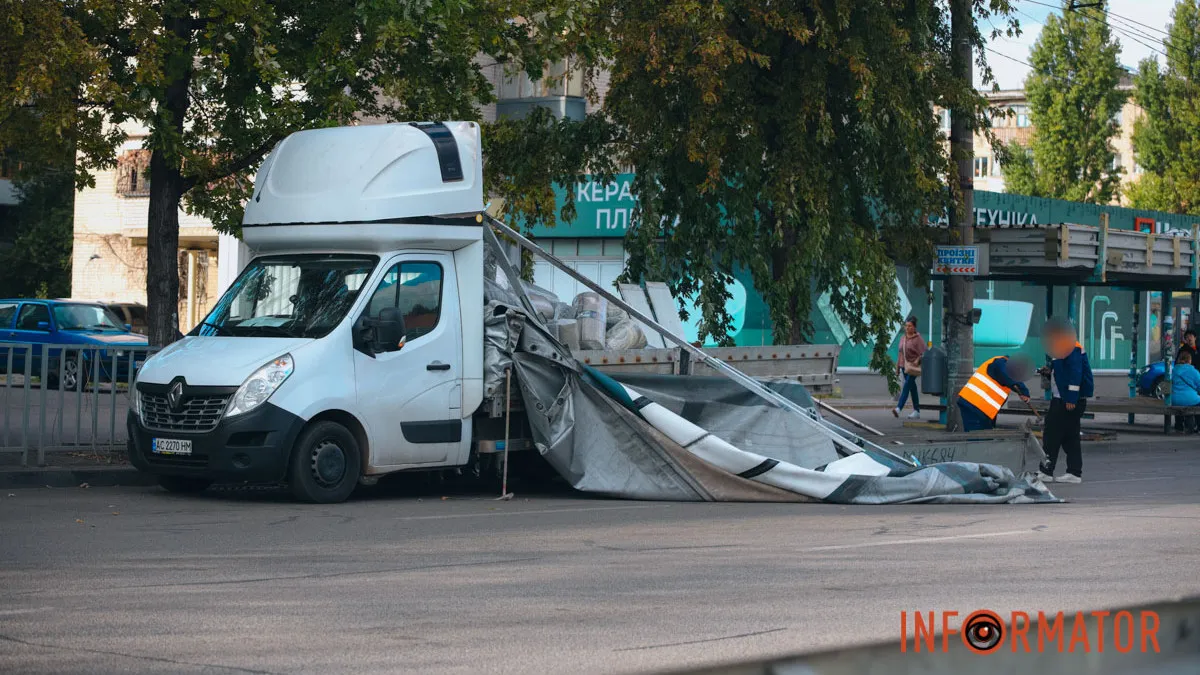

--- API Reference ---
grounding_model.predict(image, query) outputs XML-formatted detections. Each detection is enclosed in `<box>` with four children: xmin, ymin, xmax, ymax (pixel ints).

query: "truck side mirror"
<box><xmin>374</xmin><ymin>307</ymin><xmax>406</xmax><ymax>353</ymax></box>
<box><xmin>123</xmin><ymin>324</ymin><xmax>132</xmax><ymax>332</ymax></box>
<box><xmin>36</xmin><ymin>321</ymin><xmax>50</xmax><ymax>332</ymax></box>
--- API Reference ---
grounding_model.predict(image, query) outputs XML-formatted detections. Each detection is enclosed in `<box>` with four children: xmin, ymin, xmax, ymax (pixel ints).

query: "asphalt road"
<box><xmin>1</xmin><ymin>443</ymin><xmax>1198</xmax><ymax>675</ymax></box>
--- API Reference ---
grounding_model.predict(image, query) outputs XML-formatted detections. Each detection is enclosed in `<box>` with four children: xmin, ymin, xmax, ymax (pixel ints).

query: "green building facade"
<box><xmin>527</xmin><ymin>174</ymin><xmax>1200</xmax><ymax>372</ymax></box>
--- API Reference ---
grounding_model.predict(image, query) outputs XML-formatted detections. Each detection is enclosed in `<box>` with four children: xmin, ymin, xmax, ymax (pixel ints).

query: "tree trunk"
<box><xmin>146</xmin><ymin>152</ymin><xmax>184</xmax><ymax>347</ymax></box>
<box><xmin>771</xmin><ymin>223</ymin><xmax>804</xmax><ymax>345</ymax></box>
<box><xmin>945</xmin><ymin>0</ymin><xmax>976</xmax><ymax>431</ymax></box>
<box><xmin>144</xmin><ymin>14</ymin><xmax>194</xmax><ymax>347</ymax></box>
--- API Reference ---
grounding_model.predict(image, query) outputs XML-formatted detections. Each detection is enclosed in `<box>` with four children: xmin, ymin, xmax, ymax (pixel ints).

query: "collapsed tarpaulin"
<box><xmin>482</xmin><ymin>241</ymin><xmax>1057</xmax><ymax>505</ymax></box>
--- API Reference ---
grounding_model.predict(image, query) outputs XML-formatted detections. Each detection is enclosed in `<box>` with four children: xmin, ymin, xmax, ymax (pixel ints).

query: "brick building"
<box><xmin>70</xmin><ymin>121</ymin><xmax>220</xmax><ymax>332</ymax></box>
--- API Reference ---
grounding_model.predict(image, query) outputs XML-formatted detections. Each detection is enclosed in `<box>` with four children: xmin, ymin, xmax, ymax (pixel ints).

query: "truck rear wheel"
<box><xmin>289</xmin><ymin>421</ymin><xmax>361</xmax><ymax>504</ymax></box>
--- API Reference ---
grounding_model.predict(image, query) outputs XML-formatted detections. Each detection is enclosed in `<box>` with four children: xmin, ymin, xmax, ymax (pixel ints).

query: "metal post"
<box><xmin>109</xmin><ymin>352</ymin><xmax>119</xmax><ymax>450</ymax></box>
<box><xmin>1044</xmin><ymin>285</ymin><xmax>1055</xmax><ymax>401</ymax></box>
<box><xmin>1066</xmin><ymin>285</ymin><xmax>1078</xmax><ymax>328</ymax></box>
<box><xmin>21</xmin><ymin>347</ymin><xmax>31</xmax><ymax>466</ymax></box>
<box><xmin>38</xmin><ymin>347</ymin><xmax>49</xmax><ymax>466</ymax></box>
<box><xmin>1163</xmin><ymin>290</ymin><xmax>1174</xmax><ymax>433</ymax></box>
<box><xmin>483</xmin><ymin>215</ymin><xmax>915</xmax><ymax>466</ymax></box>
<box><xmin>1130</xmin><ymin>293</ymin><xmax>1140</xmax><ymax>424</ymax></box>
<box><xmin>91</xmin><ymin>351</ymin><xmax>100</xmax><ymax>451</ymax></box>
<box><xmin>4</xmin><ymin>347</ymin><xmax>12</xmax><ymax>447</ymax></box>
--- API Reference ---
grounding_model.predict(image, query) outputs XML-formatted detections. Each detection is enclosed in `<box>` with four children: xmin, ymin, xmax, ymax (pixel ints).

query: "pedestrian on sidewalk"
<box><xmin>1178</xmin><ymin>329</ymin><xmax>1197</xmax><ymax>361</ymax></box>
<box><xmin>955</xmin><ymin>354</ymin><xmax>1034</xmax><ymax>432</ymax></box>
<box><xmin>894</xmin><ymin>316</ymin><xmax>926</xmax><ymax>419</ymax></box>
<box><xmin>1038</xmin><ymin>318</ymin><xmax>1094</xmax><ymax>484</ymax></box>
<box><xmin>1171</xmin><ymin>351</ymin><xmax>1200</xmax><ymax>433</ymax></box>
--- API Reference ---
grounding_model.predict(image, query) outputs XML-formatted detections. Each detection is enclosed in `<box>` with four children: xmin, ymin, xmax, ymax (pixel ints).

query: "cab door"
<box><xmin>352</xmin><ymin>254</ymin><xmax>463</xmax><ymax>467</ymax></box>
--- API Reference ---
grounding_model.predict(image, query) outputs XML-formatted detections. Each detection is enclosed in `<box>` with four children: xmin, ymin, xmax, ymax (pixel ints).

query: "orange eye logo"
<box><xmin>962</xmin><ymin>610</ymin><xmax>1005</xmax><ymax>653</ymax></box>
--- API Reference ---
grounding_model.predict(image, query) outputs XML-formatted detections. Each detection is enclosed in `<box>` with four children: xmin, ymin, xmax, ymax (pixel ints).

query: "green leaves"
<box><xmin>3</xmin><ymin>0</ymin><xmax>607</xmax><ymax>233</ymax></box>
<box><xmin>601</xmin><ymin>0</ymin><xmax>976</xmax><ymax>385</ymax></box>
<box><xmin>1129</xmin><ymin>0</ymin><xmax>1200</xmax><ymax>215</ymax></box>
<box><xmin>998</xmin><ymin>3</ymin><xmax>1125</xmax><ymax>204</ymax></box>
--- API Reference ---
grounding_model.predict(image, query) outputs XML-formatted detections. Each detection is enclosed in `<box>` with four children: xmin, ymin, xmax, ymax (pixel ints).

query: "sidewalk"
<box><xmin>823</xmin><ymin>391</ymin><xmax>1192</xmax><ymax>446</ymax></box>
<box><xmin>0</xmin><ymin>448</ymin><xmax>154</xmax><ymax>489</ymax></box>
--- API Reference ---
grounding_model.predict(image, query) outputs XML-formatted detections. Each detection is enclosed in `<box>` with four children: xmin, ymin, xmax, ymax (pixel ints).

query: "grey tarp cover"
<box><xmin>482</xmin><ymin>241</ymin><xmax>1056</xmax><ymax>504</ymax></box>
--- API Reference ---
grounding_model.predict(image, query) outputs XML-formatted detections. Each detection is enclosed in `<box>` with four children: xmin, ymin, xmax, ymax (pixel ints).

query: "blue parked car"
<box><xmin>1137</xmin><ymin>361</ymin><xmax>1173</xmax><ymax>398</ymax></box>
<box><xmin>0</xmin><ymin>299</ymin><xmax>149</xmax><ymax>390</ymax></box>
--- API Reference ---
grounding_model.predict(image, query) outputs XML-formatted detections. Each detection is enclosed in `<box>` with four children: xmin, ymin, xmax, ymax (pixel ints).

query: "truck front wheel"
<box><xmin>289</xmin><ymin>421</ymin><xmax>361</xmax><ymax>504</ymax></box>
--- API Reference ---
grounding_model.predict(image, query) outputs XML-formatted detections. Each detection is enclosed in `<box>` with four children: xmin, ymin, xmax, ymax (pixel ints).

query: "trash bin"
<box><xmin>922</xmin><ymin>345</ymin><xmax>947</xmax><ymax>396</ymax></box>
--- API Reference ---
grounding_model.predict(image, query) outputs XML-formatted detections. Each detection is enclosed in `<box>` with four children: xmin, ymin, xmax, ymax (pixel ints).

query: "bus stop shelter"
<box><xmin>936</xmin><ymin>215</ymin><xmax>1200</xmax><ymax>432</ymax></box>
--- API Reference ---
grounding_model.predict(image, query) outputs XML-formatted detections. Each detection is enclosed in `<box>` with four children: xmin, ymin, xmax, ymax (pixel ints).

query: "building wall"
<box><xmin>71</xmin><ymin>127</ymin><xmax>220</xmax><ymax>332</ymax></box>
<box><xmin>955</xmin><ymin>85</ymin><xmax>1145</xmax><ymax>203</ymax></box>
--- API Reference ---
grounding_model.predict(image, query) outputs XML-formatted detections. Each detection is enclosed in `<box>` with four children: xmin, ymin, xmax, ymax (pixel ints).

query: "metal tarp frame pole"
<box><xmin>483</xmin><ymin>214</ymin><xmax>914</xmax><ymax>466</ymax></box>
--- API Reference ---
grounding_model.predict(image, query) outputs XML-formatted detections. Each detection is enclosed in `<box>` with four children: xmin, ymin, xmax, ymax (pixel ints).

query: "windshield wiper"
<box><xmin>197</xmin><ymin>321</ymin><xmax>234</xmax><ymax>336</ymax></box>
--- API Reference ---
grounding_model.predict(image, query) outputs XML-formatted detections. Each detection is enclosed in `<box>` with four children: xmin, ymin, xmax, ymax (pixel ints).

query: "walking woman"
<box><xmin>894</xmin><ymin>316</ymin><xmax>926</xmax><ymax>419</ymax></box>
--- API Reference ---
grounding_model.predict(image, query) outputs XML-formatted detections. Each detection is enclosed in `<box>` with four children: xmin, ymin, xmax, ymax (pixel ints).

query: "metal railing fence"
<box><xmin>0</xmin><ymin>344</ymin><xmax>159</xmax><ymax>466</ymax></box>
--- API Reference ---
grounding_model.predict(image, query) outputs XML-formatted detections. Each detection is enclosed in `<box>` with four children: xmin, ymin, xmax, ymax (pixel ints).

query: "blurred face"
<box><xmin>1042</xmin><ymin>330</ymin><xmax>1076</xmax><ymax>359</ymax></box>
<box><xmin>905</xmin><ymin>320</ymin><xmax>917</xmax><ymax>337</ymax></box>
<box><xmin>1187</xmin><ymin>333</ymin><xmax>1197</xmax><ymax>347</ymax></box>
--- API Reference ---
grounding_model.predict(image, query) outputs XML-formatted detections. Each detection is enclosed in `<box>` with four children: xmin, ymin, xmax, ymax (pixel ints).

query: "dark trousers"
<box><xmin>1042</xmin><ymin>398</ymin><xmax>1087</xmax><ymax>477</ymax></box>
<box><xmin>957</xmin><ymin>399</ymin><xmax>996</xmax><ymax>432</ymax></box>
<box><xmin>897</xmin><ymin>374</ymin><xmax>920</xmax><ymax>411</ymax></box>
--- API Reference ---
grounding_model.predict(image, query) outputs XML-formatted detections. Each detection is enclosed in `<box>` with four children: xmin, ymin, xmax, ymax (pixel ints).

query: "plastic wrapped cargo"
<box><xmin>605</xmin><ymin>319</ymin><xmax>648</xmax><ymax>350</ymax></box>
<box><xmin>522</xmin><ymin>282</ymin><xmax>561</xmax><ymax>322</ymax></box>
<box><xmin>605</xmin><ymin>304</ymin><xmax>629</xmax><ymax>328</ymax></box>
<box><xmin>554</xmin><ymin>302</ymin><xmax>577</xmax><ymax>320</ymax></box>
<box><xmin>572</xmin><ymin>292</ymin><xmax>608</xmax><ymax>350</ymax></box>
<box><xmin>555</xmin><ymin>319</ymin><xmax>581</xmax><ymax>352</ymax></box>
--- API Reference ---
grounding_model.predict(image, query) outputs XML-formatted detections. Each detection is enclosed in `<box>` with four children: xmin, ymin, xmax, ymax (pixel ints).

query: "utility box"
<box><xmin>921</xmin><ymin>345</ymin><xmax>947</xmax><ymax>396</ymax></box>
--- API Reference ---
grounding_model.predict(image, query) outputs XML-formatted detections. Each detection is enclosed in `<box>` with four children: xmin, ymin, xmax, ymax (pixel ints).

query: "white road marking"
<box><xmin>807</xmin><ymin>529</ymin><xmax>1035</xmax><ymax>551</ymax></box>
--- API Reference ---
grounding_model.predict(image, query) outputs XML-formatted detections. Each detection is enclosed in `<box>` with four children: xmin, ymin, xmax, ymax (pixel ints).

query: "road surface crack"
<box><xmin>614</xmin><ymin>627</ymin><xmax>787</xmax><ymax>651</ymax></box>
<box><xmin>0</xmin><ymin>633</ymin><xmax>285</xmax><ymax>674</ymax></box>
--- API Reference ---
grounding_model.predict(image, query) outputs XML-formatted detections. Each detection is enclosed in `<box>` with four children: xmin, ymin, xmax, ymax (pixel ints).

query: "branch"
<box><xmin>181</xmin><ymin>135</ymin><xmax>282</xmax><ymax>193</ymax></box>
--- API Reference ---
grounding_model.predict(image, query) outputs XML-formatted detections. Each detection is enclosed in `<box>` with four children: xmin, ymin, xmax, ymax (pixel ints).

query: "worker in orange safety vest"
<box><xmin>956</xmin><ymin>354</ymin><xmax>1035</xmax><ymax>432</ymax></box>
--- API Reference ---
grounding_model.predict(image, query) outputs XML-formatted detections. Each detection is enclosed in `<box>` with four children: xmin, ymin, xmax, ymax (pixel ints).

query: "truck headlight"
<box><xmin>225</xmin><ymin>354</ymin><xmax>294</xmax><ymax>418</ymax></box>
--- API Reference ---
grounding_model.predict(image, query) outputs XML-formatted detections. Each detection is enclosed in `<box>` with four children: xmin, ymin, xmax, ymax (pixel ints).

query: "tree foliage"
<box><xmin>998</xmin><ymin>3</ymin><xmax>1125</xmax><ymax>203</ymax></box>
<box><xmin>2</xmin><ymin>0</ymin><xmax>600</xmax><ymax>344</ymax></box>
<box><xmin>1128</xmin><ymin>0</ymin><xmax>1200</xmax><ymax>215</ymax></box>
<box><xmin>595</xmin><ymin>0</ymin><xmax>1011</xmax><ymax>386</ymax></box>
<box><xmin>0</xmin><ymin>171</ymin><xmax>75</xmax><ymax>299</ymax></box>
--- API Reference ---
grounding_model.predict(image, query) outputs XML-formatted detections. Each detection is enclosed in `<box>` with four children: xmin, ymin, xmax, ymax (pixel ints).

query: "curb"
<box><xmin>0</xmin><ymin>466</ymin><xmax>158</xmax><ymax>490</ymax></box>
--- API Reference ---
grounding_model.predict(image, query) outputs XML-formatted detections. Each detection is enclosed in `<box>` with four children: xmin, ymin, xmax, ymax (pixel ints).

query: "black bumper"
<box><xmin>128</xmin><ymin>403</ymin><xmax>305</xmax><ymax>483</ymax></box>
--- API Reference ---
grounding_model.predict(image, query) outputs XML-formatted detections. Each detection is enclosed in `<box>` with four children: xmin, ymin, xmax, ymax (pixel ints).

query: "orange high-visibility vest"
<box><xmin>958</xmin><ymin>357</ymin><xmax>1012</xmax><ymax>420</ymax></box>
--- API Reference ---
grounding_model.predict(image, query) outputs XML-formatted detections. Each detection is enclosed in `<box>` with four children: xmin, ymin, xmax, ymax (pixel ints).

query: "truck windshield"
<box><xmin>194</xmin><ymin>254</ymin><xmax>378</xmax><ymax>339</ymax></box>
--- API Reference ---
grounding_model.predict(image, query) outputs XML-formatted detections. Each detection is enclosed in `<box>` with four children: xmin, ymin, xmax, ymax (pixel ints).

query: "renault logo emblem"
<box><xmin>167</xmin><ymin>381</ymin><xmax>185</xmax><ymax>412</ymax></box>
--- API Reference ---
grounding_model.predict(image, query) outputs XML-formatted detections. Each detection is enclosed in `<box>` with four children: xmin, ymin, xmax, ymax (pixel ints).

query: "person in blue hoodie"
<box><xmin>1038</xmin><ymin>318</ymin><xmax>1094</xmax><ymax>484</ymax></box>
<box><xmin>1171</xmin><ymin>351</ymin><xmax>1200</xmax><ymax>432</ymax></box>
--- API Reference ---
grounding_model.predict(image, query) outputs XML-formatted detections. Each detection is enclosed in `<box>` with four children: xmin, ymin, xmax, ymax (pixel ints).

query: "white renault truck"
<box><xmin>128</xmin><ymin>122</ymin><xmax>836</xmax><ymax>503</ymax></box>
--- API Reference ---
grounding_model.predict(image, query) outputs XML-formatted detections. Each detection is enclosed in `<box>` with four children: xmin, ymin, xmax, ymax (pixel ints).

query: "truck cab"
<box><xmin>129</xmin><ymin>122</ymin><xmax>485</xmax><ymax>503</ymax></box>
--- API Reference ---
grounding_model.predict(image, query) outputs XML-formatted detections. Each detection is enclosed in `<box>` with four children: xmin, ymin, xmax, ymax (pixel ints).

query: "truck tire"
<box><xmin>289</xmin><ymin>421</ymin><xmax>361</xmax><ymax>504</ymax></box>
<box><xmin>158</xmin><ymin>476</ymin><xmax>213</xmax><ymax>494</ymax></box>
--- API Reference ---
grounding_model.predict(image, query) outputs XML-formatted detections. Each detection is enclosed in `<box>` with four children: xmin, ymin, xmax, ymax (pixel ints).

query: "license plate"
<box><xmin>152</xmin><ymin>438</ymin><xmax>193</xmax><ymax>456</ymax></box>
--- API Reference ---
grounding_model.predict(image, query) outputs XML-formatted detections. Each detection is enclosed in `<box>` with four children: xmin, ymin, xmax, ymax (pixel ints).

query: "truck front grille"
<box><xmin>140</xmin><ymin>393</ymin><xmax>230</xmax><ymax>433</ymax></box>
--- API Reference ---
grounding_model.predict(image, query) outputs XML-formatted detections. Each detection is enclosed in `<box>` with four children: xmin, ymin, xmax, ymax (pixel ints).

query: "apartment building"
<box><xmin>945</xmin><ymin>74</ymin><xmax>1144</xmax><ymax>200</ymax></box>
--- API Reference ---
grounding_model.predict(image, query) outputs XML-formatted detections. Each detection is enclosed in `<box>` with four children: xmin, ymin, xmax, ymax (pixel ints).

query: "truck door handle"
<box><xmin>427</xmin><ymin>362</ymin><xmax>451</xmax><ymax>371</ymax></box>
